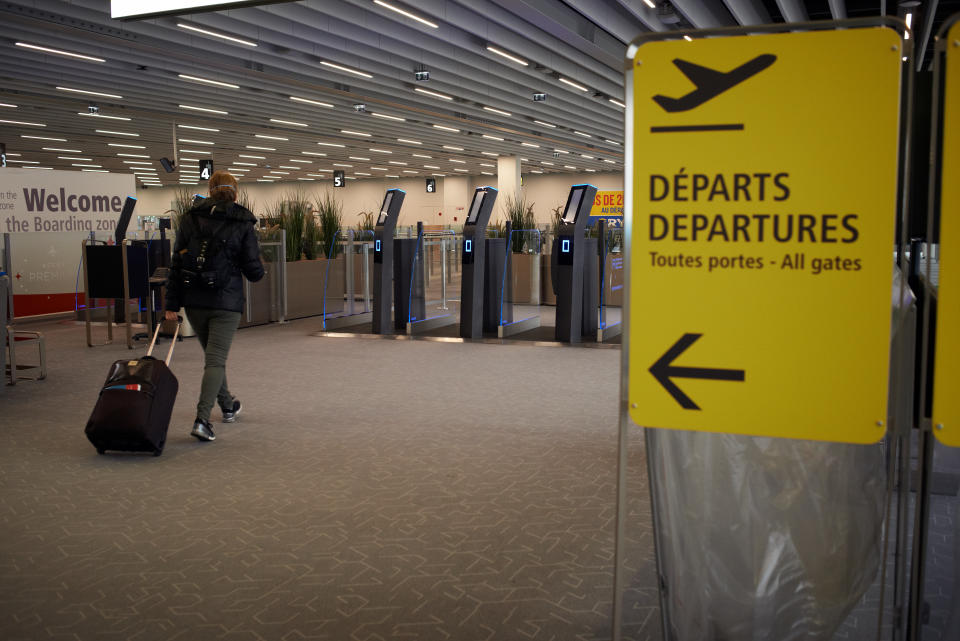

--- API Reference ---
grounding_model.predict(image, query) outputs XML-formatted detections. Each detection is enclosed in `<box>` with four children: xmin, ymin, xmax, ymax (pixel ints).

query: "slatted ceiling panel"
<box><xmin>3</xmin><ymin>0</ymin><xmax>954</xmax><ymax>188</ymax></box>
<box><xmin>0</xmin><ymin>0</ymin><xmax>632</xmax><ymax>185</ymax></box>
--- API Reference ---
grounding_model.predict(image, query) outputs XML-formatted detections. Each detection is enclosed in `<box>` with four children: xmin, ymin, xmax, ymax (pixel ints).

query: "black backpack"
<box><xmin>180</xmin><ymin>208</ymin><xmax>236</xmax><ymax>290</ymax></box>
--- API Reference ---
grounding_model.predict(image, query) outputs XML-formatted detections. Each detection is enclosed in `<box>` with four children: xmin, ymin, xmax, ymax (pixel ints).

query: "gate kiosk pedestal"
<box><xmin>372</xmin><ymin>189</ymin><xmax>405</xmax><ymax>334</ymax></box>
<box><xmin>460</xmin><ymin>187</ymin><xmax>498</xmax><ymax>339</ymax></box>
<box><xmin>555</xmin><ymin>184</ymin><xmax>598</xmax><ymax>343</ymax></box>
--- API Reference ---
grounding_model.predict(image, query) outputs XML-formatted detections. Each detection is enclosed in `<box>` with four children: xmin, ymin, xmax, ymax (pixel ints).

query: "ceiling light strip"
<box><xmin>486</xmin><ymin>45</ymin><xmax>528</xmax><ymax>66</ymax></box>
<box><xmin>178</xmin><ymin>23</ymin><xmax>257</xmax><ymax>47</ymax></box>
<box><xmin>372</xmin><ymin>0</ymin><xmax>439</xmax><ymax>28</ymax></box>
<box><xmin>15</xmin><ymin>42</ymin><xmax>105</xmax><ymax>62</ymax></box>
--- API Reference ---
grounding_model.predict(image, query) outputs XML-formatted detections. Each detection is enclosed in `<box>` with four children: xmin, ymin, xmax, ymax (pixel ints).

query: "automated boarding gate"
<box><xmin>372</xmin><ymin>189</ymin><xmax>405</xmax><ymax>334</ymax></box>
<box><xmin>460</xmin><ymin>186</ymin><xmax>498</xmax><ymax>338</ymax></box>
<box><xmin>554</xmin><ymin>184</ymin><xmax>598</xmax><ymax>343</ymax></box>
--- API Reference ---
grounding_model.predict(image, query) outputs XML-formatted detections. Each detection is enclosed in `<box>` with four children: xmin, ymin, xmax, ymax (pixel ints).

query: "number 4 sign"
<box><xmin>199</xmin><ymin>159</ymin><xmax>213</xmax><ymax>180</ymax></box>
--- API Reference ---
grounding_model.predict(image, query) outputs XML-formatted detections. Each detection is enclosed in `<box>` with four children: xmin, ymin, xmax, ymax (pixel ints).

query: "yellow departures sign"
<box><xmin>627</xmin><ymin>27</ymin><xmax>902</xmax><ymax>444</ymax></box>
<box><xmin>933</xmin><ymin>18</ymin><xmax>960</xmax><ymax>447</ymax></box>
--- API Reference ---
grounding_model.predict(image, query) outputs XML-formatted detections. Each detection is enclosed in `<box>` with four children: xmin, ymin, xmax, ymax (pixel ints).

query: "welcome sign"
<box><xmin>0</xmin><ymin>168</ymin><xmax>136</xmax><ymax>316</ymax></box>
<box><xmin>0</xmin><ymin>168</ymin><xmax>135</xmax><ymax>234</ymax></box>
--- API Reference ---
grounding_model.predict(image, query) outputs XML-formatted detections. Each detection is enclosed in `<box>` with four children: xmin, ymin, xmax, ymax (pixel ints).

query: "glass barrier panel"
<box><xmin>241</xmin><ymin>230</ymin><xmax>283</xmax><ymax>326</ymax></box>
<box><xmin>499</xmin><ymin>229</ymin><xmax>542</xmax><ymax>334</ymax></box>
<box><xmin>600</xmin><ymin>227</ymin><xmax>624</xmax><ymax>334</ymax></box>
<box><xmin>405</xmin><ymin>230</ymin><xmax>460</xmax><ymax>331</ymax></box>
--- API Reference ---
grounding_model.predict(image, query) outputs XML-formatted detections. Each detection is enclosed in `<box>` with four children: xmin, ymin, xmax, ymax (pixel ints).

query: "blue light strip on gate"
<box><xmin>407</xmin><ymin>226</ymin><xmax>424</xmax><ymax>323</ymax></box>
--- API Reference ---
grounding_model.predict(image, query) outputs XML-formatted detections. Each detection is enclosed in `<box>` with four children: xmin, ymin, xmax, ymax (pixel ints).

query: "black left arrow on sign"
<box><xmin>649</xmin><ymin>333</ymin><xmax>745</xmax><ymax>410</ymax></box>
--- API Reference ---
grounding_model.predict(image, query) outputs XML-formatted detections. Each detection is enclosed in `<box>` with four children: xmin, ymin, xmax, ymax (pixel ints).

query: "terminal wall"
<box><xmin>133</xmin><ymin>172</ymin><xmax>623</xmax><ymax>228</ymax></box>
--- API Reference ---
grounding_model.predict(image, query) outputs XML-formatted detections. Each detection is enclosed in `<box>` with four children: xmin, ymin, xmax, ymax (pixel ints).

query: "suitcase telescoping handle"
<box><xmin>146</xmin><ymin>318</ymin><xmax>181</xmax><ymax>366</ymax></box>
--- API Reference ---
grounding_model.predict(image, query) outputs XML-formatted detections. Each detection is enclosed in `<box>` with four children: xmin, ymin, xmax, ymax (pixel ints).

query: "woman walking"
<box><xmin>164</xmin><ymin>171</ymin><xmax>264</xmax><ymax>442</ymax></box>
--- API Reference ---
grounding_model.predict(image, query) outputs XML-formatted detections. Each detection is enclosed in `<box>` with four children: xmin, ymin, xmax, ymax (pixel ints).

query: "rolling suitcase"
<box><xmin>85</xmin><ymin>323</ymin><xmax>180</xmax><ymax>456</ymax></box>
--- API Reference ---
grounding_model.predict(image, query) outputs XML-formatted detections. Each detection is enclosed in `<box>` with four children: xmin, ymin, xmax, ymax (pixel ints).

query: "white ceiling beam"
<box><xmin>828</xmin><ymin>0</ymin><xmax>847</xmax><ymax>20</ymax></box>
<box><xmin>722</xmin><ymin>0</ymin><xmax>773</xmax><ymax>25</ymax></box>
<box><xmin>774</xmin><ymin>0</ymin><xmax>809</xmax><ymax>23</ymax></box>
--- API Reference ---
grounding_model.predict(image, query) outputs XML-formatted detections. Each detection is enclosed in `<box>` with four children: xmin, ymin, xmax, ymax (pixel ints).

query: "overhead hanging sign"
<box><xmin>111</xmin><ymin>1</ymin><xmax>292</xmax><ymax>20</ymax></box>
<box><xmin>199</xmin><ymin>159</ymin><xmax>214</xmax><ymax>181</ymax></box>
<box><xmin>626</xmin><ymin>26</ymin><xmax>903</xmax><ymax>444</ymax></box>
<box><xmin>933</xmin><ymin>16</ymin><xmax>960</xmax><ymax>447</ymax></box>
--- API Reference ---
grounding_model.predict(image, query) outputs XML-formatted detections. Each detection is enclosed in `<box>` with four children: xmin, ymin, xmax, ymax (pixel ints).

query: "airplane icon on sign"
<box><xmin>653</xmin><ymin>54</ymin><xmax>776</xmax><ymax>112</ymax></box>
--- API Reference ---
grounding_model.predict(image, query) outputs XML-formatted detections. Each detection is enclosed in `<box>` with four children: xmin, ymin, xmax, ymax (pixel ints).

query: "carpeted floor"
<box><xmin>0</xmin><ymin>316</ymin><xmax>659</xmax><ymax>641</ymax></box>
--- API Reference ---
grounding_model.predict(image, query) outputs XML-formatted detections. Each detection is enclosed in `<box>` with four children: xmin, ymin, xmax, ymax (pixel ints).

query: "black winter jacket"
<box><xmin>164</xmin><ymin>198</ymin><xmax>264</xmax><ymax>313</ymax></box>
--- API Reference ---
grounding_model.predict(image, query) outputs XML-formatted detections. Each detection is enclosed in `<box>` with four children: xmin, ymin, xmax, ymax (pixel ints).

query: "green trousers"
<box><xmin>185</xmin><ymin>308</ymin><xmax>241</xmax><ymax>422</ymax></box>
